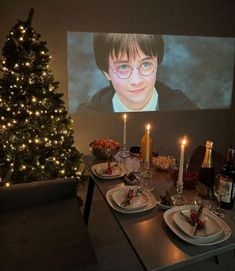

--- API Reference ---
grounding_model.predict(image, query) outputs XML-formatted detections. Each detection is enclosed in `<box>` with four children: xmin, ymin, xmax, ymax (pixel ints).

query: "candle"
<box><xmin>123</xmin><ymin>114</ymin><xmax>127</xmax><ymax>147</ymax></box>
<box><xmin>177</xmin><ymin>137</ymin><xmax>187</xmax><ymax>186</ymax></box>
<box><xmin>145</xmin><ymin>124</ymin><xmax>151</xmax><ymax>163</ymax></box>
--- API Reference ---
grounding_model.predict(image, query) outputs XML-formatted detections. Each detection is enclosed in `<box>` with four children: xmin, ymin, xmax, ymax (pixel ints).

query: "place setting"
<box><xmin>163</xmin><ymin>204</ymin><xmax>231</xmax><ymax>246</ymax></box>
<box><xmin>106</xmin><ymin>185</ymin><xmax>157</xmax><ymax>214</ymax></box>
<box><xmin>89</xmin><ymin>138</ymin><xmax>127</xmax><ymax>180</ymax></box>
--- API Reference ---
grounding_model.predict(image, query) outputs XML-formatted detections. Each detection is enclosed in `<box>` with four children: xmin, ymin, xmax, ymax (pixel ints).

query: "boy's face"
<box><xmin>103</xmin><ymin>46</ymin><xmax>158</xmax><ymax>110</ymax></box>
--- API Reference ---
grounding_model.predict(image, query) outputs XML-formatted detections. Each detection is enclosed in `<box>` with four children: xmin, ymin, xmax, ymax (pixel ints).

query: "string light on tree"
<box><xmin>0</xmin><ymin>9</ymin><xmax>81</xmax><ymax>185</ymax></box>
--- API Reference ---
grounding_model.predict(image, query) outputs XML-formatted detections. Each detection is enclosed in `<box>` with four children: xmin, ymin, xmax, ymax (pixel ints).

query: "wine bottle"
<box><xmin>198</xmin><ymin>141</ymin><xmax>215</xmax><ymax>199</ymax></box>
<box><xmin>220</xmin><ymin>146</ymin><xmax>235</xmax><ymax>209</ymax></box>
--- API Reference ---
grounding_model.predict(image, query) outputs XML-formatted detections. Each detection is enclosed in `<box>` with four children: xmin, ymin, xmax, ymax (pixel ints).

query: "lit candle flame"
<box><xmin>123</xmin><ymin>114</ymin><xmax>127</xmax><ymax>120</ymax></box>
<box><xmin>181</xmin><ymin>138</ymin><xmax>187</xmax><ymax>145</ymax></box>
<box><xmin>146</xmin><ymin>124</ymin><xmax>151</xmax><ymax>131</ymax></box>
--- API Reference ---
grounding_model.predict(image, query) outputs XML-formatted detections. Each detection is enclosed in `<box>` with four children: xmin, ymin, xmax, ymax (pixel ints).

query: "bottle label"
<box><xmin>219</xmin><ymin>175</ymin><xmax>233</xmax><ymax>203</ymax></box>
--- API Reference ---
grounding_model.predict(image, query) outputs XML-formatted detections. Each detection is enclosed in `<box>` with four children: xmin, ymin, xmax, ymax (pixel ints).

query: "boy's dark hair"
<box><xmin>93</xmin><ymin>33</ymin><xmax>164</xmax><ymax>73</ymax></box>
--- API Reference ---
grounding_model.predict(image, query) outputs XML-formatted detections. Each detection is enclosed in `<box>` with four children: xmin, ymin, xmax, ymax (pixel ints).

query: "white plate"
<box><xmin>106</xmin><ymin>187</ymin><xmax>157</xmax><ymax>213</ymax></box>
<box><xmin>173</xmin><ymin>209</ymin><xmax>223</xmax><ymax>241</ymax></box>
<box><xmin>163</xmin><ymin>206</ymin><xmax>231</xmax><ymax>246</ymax></box>
<box><xmin>112</xmin><ymin>186</ymin><xmax>148</xmax><ymax>210</ymax></box>
<box><xmin>91</xmin><ymin>162</ymin><xmax>125</xmax><ymax>179</ymax></box>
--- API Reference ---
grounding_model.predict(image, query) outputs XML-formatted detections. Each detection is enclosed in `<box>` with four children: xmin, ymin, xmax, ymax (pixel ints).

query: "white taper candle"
<box><xmin>123</xmin><ymin>114</ymin><xmax>127</xmax><ymax>147</ymax></box>
<box><xmin>145</xmin><ymin>124</ymin><xmax>151</xmax><ymax>163</ymax></box>
<box><xmin>177</xmin><ymin>138</ymin><xmax>187</xmax><ymax>186</ymax></box>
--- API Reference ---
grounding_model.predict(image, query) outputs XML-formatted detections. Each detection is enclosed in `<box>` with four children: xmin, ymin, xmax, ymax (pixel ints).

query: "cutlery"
<box><xmin>192</xmin><ymin>205</ymin><xmax>203</xmax><ymax>236</ymax></box>
<box><xmin>121</xmin><ymin>188</ymin><xmax>141</xmax><ymax>207</ymax></box>
<box><xmin>180</xmin><ymin>211</ymin><xmax>195</xmax><ymax>227</ymax></box>
<box><xmin>180</xmin><ymin>209</ymin><xmax>207</xmax><ymax>237</ymax></box>
<box><xmin>203</xmin><ymin>222</ymin><xmax>207</xmax><ymax>237</ymax></box>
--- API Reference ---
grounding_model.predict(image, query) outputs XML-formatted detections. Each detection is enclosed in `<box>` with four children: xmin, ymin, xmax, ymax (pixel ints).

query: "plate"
<box><xmin>112</xmin><ymin>186</ymin><xmax>148</xmax><ymax>210</ymax></box>
<box><xmin>106</xmin><ymin>187</ymin><xmax>157</xmax><ymax>213</ymax></box>
<box><xmin>163</xmin><ymin>206</ymin><xmax>231</xmax><ymax>246</ymax></box>
<box><xmin>173</xmin><ymin>209</ymin><xmax>223</xmax><ymax>240</ymax></box>
<box><xmin>91</xmin><ymin>162</ymin><xmax>125</xmax><ymax>179</ymax></box>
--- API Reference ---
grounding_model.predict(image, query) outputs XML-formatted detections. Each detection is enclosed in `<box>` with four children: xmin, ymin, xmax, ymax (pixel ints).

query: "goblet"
<box><xmin>104</xmin><ymin>145</ymin><xmax>113</xmax><ymax>175</ymax></box>
<box><xmin>212</xmin><ymin>175</ymin><xmax>226</xmax><ymax>217</ymax></box>
<box><xmin>194</xmin><ymin>185</ymin><xmax>213</xmax><ymax>210</ymax></box>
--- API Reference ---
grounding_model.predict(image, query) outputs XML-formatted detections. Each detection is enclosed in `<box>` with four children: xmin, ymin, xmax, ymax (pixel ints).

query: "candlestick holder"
<box><xmin>172</xmin><ymin>182</ymin><xmax>186</xmax><ymax>206</ymax></box>
<box><xmin>119</xmin><ymin>144</ymin><xmax>130</xmax><ymax>158</ymax></box>
<box><xmin>141</xmin><ymin>161</ymin><xmax>153</xmax><ymax>179</ymax></box>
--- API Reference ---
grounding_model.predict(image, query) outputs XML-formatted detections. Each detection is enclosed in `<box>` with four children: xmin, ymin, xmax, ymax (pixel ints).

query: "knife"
<box><xmin>180</xmin><ymin>211</ymin><xmax>195</xmax><ymax>227</ymax></box>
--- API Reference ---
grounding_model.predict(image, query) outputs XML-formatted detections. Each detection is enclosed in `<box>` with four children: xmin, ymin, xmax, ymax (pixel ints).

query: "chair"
<box><xmin>0</xmin><ymin>179</ymin><xmax>100</xmax><ymax>271</ymax></box>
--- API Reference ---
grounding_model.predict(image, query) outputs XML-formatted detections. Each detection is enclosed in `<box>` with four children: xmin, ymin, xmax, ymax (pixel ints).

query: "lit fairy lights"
<box><xmin>0</xmin><ymin>17</ymin><xmax>82</xmax><ymax>184</ymax></box>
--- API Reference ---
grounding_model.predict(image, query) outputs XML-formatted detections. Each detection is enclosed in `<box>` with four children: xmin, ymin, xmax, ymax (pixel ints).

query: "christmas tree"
<box><xmin>0</xmin><ymin>9</ymin><xmax>82</xmax><ymax>185</ymax></box>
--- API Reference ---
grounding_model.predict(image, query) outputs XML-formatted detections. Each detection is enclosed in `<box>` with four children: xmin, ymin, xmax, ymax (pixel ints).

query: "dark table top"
<box><xmin>83</xmin><ymin>155</ymin><xmax>235</xmax><ymax>271</ymax></box>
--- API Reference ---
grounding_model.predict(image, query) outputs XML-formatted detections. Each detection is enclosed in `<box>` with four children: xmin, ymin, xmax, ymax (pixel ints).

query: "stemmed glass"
<box><xmin>213</xmin><ymin>174</ymin><xmax>225</xmax><ymax>217</ymax></box>
<box><xmin>137</xmin><ymin>161</ymin><xmax>156</xmax><ymax>195</ymax></box>
<box><xmin>104</xmin><ymin>144</ymin><xmax>112</xmax><ymax>175</ymax></box>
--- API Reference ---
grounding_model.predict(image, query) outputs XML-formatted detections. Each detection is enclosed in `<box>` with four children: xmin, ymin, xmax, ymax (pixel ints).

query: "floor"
<box><xmin>78</xmin><ymin>177</ymin><xmax>235</xmax><ymax>271</ymax></box>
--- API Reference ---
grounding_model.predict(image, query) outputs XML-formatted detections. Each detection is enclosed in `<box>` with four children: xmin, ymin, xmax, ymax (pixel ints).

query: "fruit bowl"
<box><xmin>89</xmin><ymin>139</ymin><xmax>120</xmax><ymax>159</ymax></box>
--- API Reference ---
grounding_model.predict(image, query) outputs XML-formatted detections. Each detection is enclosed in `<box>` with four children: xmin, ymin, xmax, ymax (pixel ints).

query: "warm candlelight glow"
<box><xmin>5</xmin><ymin>182</ymin><xmax>10</xmax><ymax>187</ymax></box>
<box><xmin>181</xmin><ymin>138</ymin><xmax>187</xmax><ymax>145</ymax></box>
<box><xmin>146</xmin><ymin>124</ymin><xmax>151</xmax><ymax>131</ymax></box>
<box><xmin>179</xmin><ymin>136</ymin><xmax>188</xmax><ymax>146</ymax></box>
<box><xmin>123</xmin><ymin>114</ymin><xmax>127</xmax><ymax>120</ymax></box>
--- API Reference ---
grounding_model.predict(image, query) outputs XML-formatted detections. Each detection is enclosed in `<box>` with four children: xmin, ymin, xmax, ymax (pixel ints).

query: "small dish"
<box><xmin>156</xmin><ymin>201</ymin><xmax>174</xmax><ymax>211</ymax></box>
<box><xmin>124</xmin><ymin>172</ymin><xmax>138</xmax><ymax>185</ymax></box>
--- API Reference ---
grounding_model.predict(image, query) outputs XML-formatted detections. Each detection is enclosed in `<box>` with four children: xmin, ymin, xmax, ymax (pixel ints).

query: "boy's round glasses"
<box><xmin>110</xmin><ymin>62</ymin><xmax>157</xmax><ymax>79</ymax></box>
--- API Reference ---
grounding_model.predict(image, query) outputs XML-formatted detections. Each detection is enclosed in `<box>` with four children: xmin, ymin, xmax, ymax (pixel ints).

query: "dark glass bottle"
<box><xmin>198</xmin><ymin>141</ymin><xmax>215</xmax><ymax>199</ymax></box>
<box><xmin>220</xmin><ymin>146</ymin><xmax>235</xmax><ymax>209</ymax></box>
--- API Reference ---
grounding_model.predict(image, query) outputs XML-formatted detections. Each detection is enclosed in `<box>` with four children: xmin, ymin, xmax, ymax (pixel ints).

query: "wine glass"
<box><xmin>194</xmin><ymin>181</ymin><xmax>214</xmax><ymax>210</ymax></box>
<box><xmin>213</xmin><ymin>175</ymin><xmax>226</xmax><ymax>217</ymax></box>
<box><xmin>104</xmin><ymin>144</ymin><xmax>112</xmax><ymax>174</ymax></box>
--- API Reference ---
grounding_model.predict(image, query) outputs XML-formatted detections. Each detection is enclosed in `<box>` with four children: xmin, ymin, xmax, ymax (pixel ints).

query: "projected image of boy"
<box><xmin>78</xmin><ymin>33</ymin><xmax>198</xmax><ymax>112</ymax></box>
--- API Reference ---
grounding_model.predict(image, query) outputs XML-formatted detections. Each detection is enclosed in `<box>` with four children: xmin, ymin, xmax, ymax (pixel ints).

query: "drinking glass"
<box><xmin>104</xmin><ymin>145</ymin><xmax>112</xmax><ymax>173</ymax></box>
<box><xmin>137</xmin><ymin>162</ymin><xmax>156</xmax><ymax>196</ymax></box>
<box><xmin>132</xmin><ymin>156</ymin><xmax>141</xmax><ymax>174</ymax></box>
<box><xmin>194</xmin><ymin>183</ymin><xmax>213</xmax><ymax>210</ymax></box>
<box><xmin>212</xmin><ymin>174</ymin><xmax>226</xmax><ymax>217</ymax></box>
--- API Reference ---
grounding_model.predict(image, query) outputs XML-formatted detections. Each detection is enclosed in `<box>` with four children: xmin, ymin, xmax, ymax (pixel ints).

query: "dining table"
<box><xmin>82</xmin><ymin>154</ymin><xmax>235</xmax><ymax>271</ymax></box>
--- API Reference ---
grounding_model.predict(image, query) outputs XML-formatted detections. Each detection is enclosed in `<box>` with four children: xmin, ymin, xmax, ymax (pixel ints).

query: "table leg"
<box><xmin>83</xmin><ymin>176</ymin><xmax>95</xmax><ymax>226</ymax></box>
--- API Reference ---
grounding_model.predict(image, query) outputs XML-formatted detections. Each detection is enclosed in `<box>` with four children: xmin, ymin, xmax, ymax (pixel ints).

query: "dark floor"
<box><xmin>78</xmin><ymin>178</ymin><xmax>235</xmax><ymax>271</ymax></box>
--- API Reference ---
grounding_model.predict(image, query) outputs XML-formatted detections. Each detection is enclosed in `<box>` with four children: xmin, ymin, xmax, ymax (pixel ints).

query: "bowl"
<box><xmin>152</xmin><ymin>156</ymin><xmax>176</xmax><ymax>171</ymax></box>
<box><xmin>89</xmin><ymin>139</ymin><xmax>120</xmax><ymax>159</ymax></box>
<box><xmin>169</xmin><ymin>167</ymin><xmax>198</xmax><ymax>189</ymax></box>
